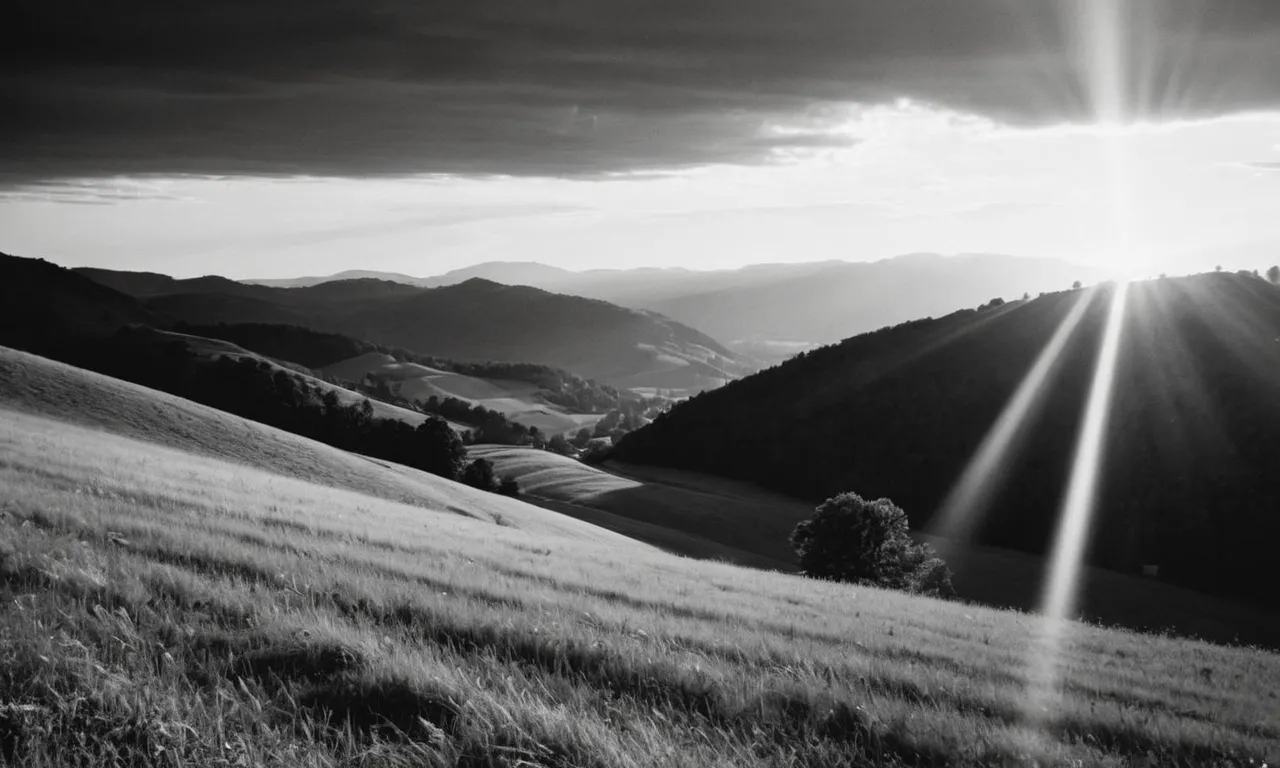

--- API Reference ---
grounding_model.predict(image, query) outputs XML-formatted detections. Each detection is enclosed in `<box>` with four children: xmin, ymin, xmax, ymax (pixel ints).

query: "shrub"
<box><xmin>789</xmin><ymin>493</ymin><xmax>954</xmax><ymax>598</ymax></box>
<box><xmin>461</xmin><ymin>458</ymin><xmax>499</xmax><ymax>492</ymax></box>
<box><xmin>498</xmin><ymin>476</ymin><xmax>521</xmax><ymax>497</ymax></box>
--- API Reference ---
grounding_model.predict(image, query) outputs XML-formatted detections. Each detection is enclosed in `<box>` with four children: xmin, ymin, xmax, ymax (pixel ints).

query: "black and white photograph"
<box><xmin>2</xmin><ymin>1</ymin><xmax>1278</xmax><ymax>765</ymax></box>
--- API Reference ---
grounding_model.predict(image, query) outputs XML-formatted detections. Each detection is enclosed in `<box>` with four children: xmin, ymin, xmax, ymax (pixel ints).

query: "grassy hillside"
<box><xmin>616</xmin><ymin>274</ymin><xmax>1280</xmax><ymax>609</ymax></box>
<box><xmin>325</xmin><ymin>352</ymin><xmax>603</xmax><ymax>436</ymax></box>
<box><xmin>0</xmin><ymin>347</ymin><xmax>612</xmax><ymax>544</ymax></box>
<box><xmin>1</xmin><ymin>390</ymin><xmax>1277</xmax><ymax>766</ymax></box>
<box><xmin>472</xmin><ymin>446</ymin><xmax>1280</xmax><ymax>650</ymax></box>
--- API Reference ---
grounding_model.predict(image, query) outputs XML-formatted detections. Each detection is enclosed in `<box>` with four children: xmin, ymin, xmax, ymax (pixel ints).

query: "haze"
<box><xmin>4</xmin><ymin>1</ymin><xmax>1280</xmax><ymax>279</ymax></box>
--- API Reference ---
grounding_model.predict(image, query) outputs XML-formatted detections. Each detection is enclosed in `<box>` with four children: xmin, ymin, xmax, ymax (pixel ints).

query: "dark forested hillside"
<box><xmin>76</xmin><ymin>265</ymin><xmax>752</xmax><ymax>390</ymax></box>
<box><xmin>0</xmin><ymin>254</ymin><xmax>169</xmax><ymax>347</ymax></box>
<box><xmin>615</xmin><ymin>273</ymin><xmax>1280</xmax><ymax>607</ymax></box>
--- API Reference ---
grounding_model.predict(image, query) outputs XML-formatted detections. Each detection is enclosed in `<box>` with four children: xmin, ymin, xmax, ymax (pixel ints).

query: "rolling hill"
<box><xmin>322</xmin><ymin>351</ymin><xmax>604</xmax><ymax>435</ymax></box>
<box><xmin>0</xmin><ymin>346</ymin><xmax>615</xmax><ymax>542</ymax></box>
<box><xmin>0</xmin><ymin>253</ymin><xmax>168</xmax><ymax>349</ymax></box>
<box><xmin>243</xmin><ymin>254</ymin><xmax>1108</xmax><ymax>363</ymax></box>
<box><xmin>1</xmin><ymin>347</ymin><xmax>1276</xmax><ymax>766</ymax></box>
<box><xmin>614</xmin><ymin>273</ymin><xmax>1280</xmax><ymax>610</ymax></box>
<box><xmin>471</xmin><ymin>445</ymin><xmax>1280</xmax><ymax>650</ymax></box>
<box><xmin>77</xmin><ymin>264</ymin><xmax>753</xmax><ymax>390</ymax></box>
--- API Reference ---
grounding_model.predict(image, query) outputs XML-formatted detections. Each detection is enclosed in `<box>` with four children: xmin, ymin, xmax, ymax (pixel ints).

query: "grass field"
<box><xmin>0</xmin><ymin>348</ymin><xmax>614</xmax><ymax>544</ymax></box>
<box><xmin>323</xmin><ymin>352</ymin><xmax>604</xmax><ymax>436</ymax></box>
<box><xmin>472</xmin><ymin>446</ymin><xmax>1280</xmax><ymax>650</ymax></box>
<box><xmin>2</xmin><ymin>349</ymin><xmax>1278</xmax><ymax>766</ymax></box>
<box><xmin>157</xmin><ymin>331</ymin><xmax>473</xmax><ymax>432</ymax></box>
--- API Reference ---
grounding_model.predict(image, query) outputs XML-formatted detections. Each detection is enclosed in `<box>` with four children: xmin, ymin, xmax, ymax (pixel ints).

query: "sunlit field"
<box><xmin>1</xmin><ymin>352</ymin><xmax>1277</xmax><ymax>766</ymax></box>
<box><xmin>474</xmin><ymin>445</ymin><xmax>1280</xmax><ymax>650</ymax></box>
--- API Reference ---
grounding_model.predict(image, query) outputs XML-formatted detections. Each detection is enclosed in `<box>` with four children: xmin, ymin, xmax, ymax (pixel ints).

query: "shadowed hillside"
<box><xmin>245</xmin><ymin>255</ymin><xmax>1107</xmax><ymax>362</ymax></box>
<box><xmin>1</xmin><ymin>350</ymin><xmax>1276</xmax><ymax>766</ymax></box>
<box><xmin>0</xmin><ymin>253</ymin><xmax>168</xmax><ymax>347</ymax></box>
<box><xmin>77</xmin><ymin>264</ymin><xmax>753</xmax><ymax>390</ymax></box>
<box><xmin>472</xmin><ymin>445</ymin><xmax>1280</xmax><ymax>649</ymax></box>
<box><xmin>616</xmin><ymin>273</ymin><xmax>1280</xmax><ymax>609</ymax></box>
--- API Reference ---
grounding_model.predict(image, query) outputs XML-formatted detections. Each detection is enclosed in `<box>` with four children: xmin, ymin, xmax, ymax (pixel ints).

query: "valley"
<box><xmin>2</xmin><ymin>346</ymin><xmax>1276</xmax><ymax>766</ymax></box>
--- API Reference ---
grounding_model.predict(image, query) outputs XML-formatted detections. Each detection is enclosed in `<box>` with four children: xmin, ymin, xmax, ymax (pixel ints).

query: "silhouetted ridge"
<box><xmin>73</xmin><ymin>262</ymin><xmax>751</xmax><ymax>389</ymax></box>
<box><xmin>616</xmin><ymin>274</ymin><xmax>1280</xmax><ymax>608</ymax></box>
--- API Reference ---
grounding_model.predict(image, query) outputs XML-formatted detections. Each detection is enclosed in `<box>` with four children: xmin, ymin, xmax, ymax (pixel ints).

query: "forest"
<box><xmin>617</xmin><ymin>274</ymin><xmax>1280</xmax><ymax>608</ymax></box>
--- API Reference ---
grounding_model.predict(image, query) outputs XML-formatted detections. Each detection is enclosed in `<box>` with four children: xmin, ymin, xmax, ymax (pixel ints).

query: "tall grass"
<box><xmin>1</xmin><ymin>409</ymin><xmax>1277</xmax><ymax>766</ymax></box>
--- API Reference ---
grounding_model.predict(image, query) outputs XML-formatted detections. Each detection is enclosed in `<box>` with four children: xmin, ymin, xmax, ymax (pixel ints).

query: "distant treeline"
<box><xmin>617</xmin><ymin>275</ymin><xmax>1280</xmax><ymax>608</ymax></box>
<box><xmin>176</xmin><ymin>322</ymin><xmax>626</xmax><ymax>413</ymax></box>
<box><xmin>31</xmin><ymin>329</ymin><xmax>479</xmax><ymax>482</ymax></box>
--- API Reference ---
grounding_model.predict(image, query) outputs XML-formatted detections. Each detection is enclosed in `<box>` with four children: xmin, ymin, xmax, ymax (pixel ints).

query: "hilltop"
<box><xmin>615</xmin><ymin>273</ymin><xmax>1280</xmax><ymax>610</ymax></box>
<box><xmin>242</xmin><ymin>254</ymin><xmax>1107</xmax><ymax>362</ymax></box>
<box><xmin>1</xmin><ymin>346</ymin><xmax>1276</xmax><ymax>766</ymax></box>
<box><xmin>76</xmin><ymin>263</ymin><xmax>753</xmax><ymax>390</ymax></box>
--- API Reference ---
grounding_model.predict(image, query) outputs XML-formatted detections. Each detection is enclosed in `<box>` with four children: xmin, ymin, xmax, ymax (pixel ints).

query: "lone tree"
<box><xmin>789</xmin><ymin>493</ymin><xmax>954</xmax><ymax>598</ymax></box>
<box><xmin>461</xmin><ymin>457</ymin><xmax>499</xmax><ymax>492</ymax></box>
<box><xmin>1268</xmin><ymin>265</ymin><xmax>1280</xmax><ymax>285</ymax></box>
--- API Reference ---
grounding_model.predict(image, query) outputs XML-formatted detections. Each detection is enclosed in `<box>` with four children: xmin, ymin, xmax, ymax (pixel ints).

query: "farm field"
<box><xmin>472</xmin><ymin>446</ymin><xmax>1280</xmax><ymax>650</ymax></box>
<box><xmin>1</xmin><ymin>405</ymin><xmax>1277</xmax><ymax>765</ymax></box>
<box><xmin>323</xmin><ymin>352</ymin><xmax>604</xmax><ymax>435</ymax></box>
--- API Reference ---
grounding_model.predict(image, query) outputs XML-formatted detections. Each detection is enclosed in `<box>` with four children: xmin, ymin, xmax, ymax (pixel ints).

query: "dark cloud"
<box><xmin>4</xmin><ymin>0</ymin><xmax>1279</xmax><ymax>182</ymax></box>
<box><xmin>1242</xmin><ymin>161</ymin><xmax>1280</xmax><ymax>172</ymax></box>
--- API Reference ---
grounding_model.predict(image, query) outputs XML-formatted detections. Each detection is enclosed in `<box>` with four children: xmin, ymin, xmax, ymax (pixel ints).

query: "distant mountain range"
<box><xmin>614</xmin><ymin>272</ymin><xmax>1280</xmax><ymax>610</ymax></box>
<box><xmin>67</xmin><ymin>261</ymin><xmax>751</xmax><ymax>391</ymax></box>
<box><xmin>246</xmin><ymin>254</ymin><xmax>1108</xmax><ymax>361</ymax></box>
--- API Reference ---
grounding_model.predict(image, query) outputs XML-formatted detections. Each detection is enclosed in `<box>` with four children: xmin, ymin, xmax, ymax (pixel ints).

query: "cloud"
<box><xmin>1241</xmin><ymin>161</ymin><xmax>1280</xmax><ymax>172</ymax></box>
<box><xmin>4</xmin><ymin>0</ymin><xmax>1280</xmax><ymax>182</ymax></box>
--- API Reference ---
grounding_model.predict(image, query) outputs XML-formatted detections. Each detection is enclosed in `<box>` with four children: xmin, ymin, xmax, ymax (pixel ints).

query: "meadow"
<box><xmin>0</xmin><ymin>348</ymin><xmax>1277</xmax><ymax>766</ymax></box>
<box><xmin>472</xmin><ymin>446</ymin><xmax>1280</xmax><ymax>649</ymax></box>
<box><xmin>321</xmin><ymin>352</ymin><xmax>605</xmax><ymax>436</ymax></box>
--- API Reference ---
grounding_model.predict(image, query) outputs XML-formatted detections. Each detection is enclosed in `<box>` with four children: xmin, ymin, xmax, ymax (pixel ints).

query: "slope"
<box><xmin>1</xmin><ymin>375</ymin><xmax>1276</xmax><ymax>767</ymax></box>
<box><xmin>0</xmin><ymin>252</ymin><xmax>169</xmax><ymax>351</ymax></box>
<box><xmin>74</xmin><ymin>261</ymin><xmax>754</xmax><ymax>391</ymax></box>
<box><xmin>322</xmin><ymin>351</ymin><xmax>604</xmax><ymax>435</ymax></box>
<box><xmin>615</xmin><ymin>273</ymin><xmax>1280</xmax><ymax>609</ymax></box>
<box><xmin>0</xmin><ymin>346</ymin><xmax>616</xmax><ymax>544</ymax></box>
<box><xmin>471</xmin><ymin>445</ymin><xmax>1280</xmax><ymax>649</ymax></box>
<box><xmin>261</xmin><ymin>255</ymin><xmax>1108</xmax><ymax>363</ymax></box>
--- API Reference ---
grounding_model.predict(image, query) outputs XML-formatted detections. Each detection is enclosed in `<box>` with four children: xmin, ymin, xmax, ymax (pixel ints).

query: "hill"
<box><xmin>77</xmin><ymin>264</ymin><xmax>753</xmax><ymax>390</ymax></box>
<box><xmin>0</xmin><ymin>253</ymin><xmax>168</xmax><ymax>350</ymax></box>
<box><xmin>471</xmin><ymin>445</ymin><xmax>1280</xmax><ymax>649</ymax></box>
<box><xmin>1</xmin><ymin>352</ymin><xmax>1276</xmax><ymax>766</ymax></box>
<box><xmin>248</xmin><ymin>255</ymin><xmax>1107</xmax><ymax>363</ymax></box>
<box><xmin>322</xmin><ymin>351</ymin><xmax>604</xmax><ymax>435</ymax></box>
<box><xmin>615</xmin><ymin>273</ymin><xmax>1280</xmax><ymax>610</ymax></box>
<box><xmin>0</xmin><ymin>346</ymin><xmax>619</xmax><ymax>543</ymax></box>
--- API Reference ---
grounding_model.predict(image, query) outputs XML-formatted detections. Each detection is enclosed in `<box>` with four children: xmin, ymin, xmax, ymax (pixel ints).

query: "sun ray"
<box><xmin>1026</xmin><ymin>280</ymin><xmax>1129</xmax><ymax>720</ymax></box>
<box><xmin>929</xmin><ymin>288</ymin><xmax>1097</xmax><ymax>549</ymax></box>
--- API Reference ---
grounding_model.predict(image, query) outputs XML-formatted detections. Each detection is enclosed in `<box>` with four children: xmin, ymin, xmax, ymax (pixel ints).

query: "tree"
<box><xmin>461</xmin><ymin>458</ymin><xmax>499</xmax><ymax>492</ymax></box>
<box><xmin>498</xmin><ymin>476</ymin><xmax>521</xmax><ymax>497</ymax></box>
<box><xmin>416</xmin><ymin>417</ymin><xmax>467</xmax><ymax>481</ymax></box>
<box><xmin>547</xmin><ymin>433</ymin><xmax>575</xmax><ymax>456</ymax></box>
<box><xmin>789</xmin><ymin>493</ymin><xmax>954</xmax><ymax>598</ymax></box>
<box><xmin>1267</xmin><ymin>265</ymin><xmax>1280</xmax><ymax>285</ymax></box>
<box><xmin>1071</xmin><ymin>280</ymin><xmax>1083</xmax><ymax>290</ymax></box>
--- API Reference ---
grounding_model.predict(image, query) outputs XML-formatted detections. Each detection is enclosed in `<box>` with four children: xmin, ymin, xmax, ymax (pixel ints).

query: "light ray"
<box><xmin>1026</xmin><ymin>280</ymin><xmax>1129</xmax><ymax>719</ymax></box>
<box><xmin>929</xmin><ymin>288</ymin><xmax>1097</xmax><ymax>547</ymax></box>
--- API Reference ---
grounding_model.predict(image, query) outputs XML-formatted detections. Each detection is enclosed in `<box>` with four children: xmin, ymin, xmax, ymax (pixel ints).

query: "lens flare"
<box><xmin>930</xmin><ymin>289</ymin><xmax>1096</xmax><ymax>548</ymax></box>
<box><xmin>1027</xmin><ymin>280</ymin><xmax>1129</xmax><ymax>718</ymax></box>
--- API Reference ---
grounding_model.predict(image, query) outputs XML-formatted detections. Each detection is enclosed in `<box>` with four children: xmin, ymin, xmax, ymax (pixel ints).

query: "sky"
<box><xmin>3</xmin><ymin>0</ymin><xmax>1279</xmax><ymax>279</ymax></box>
